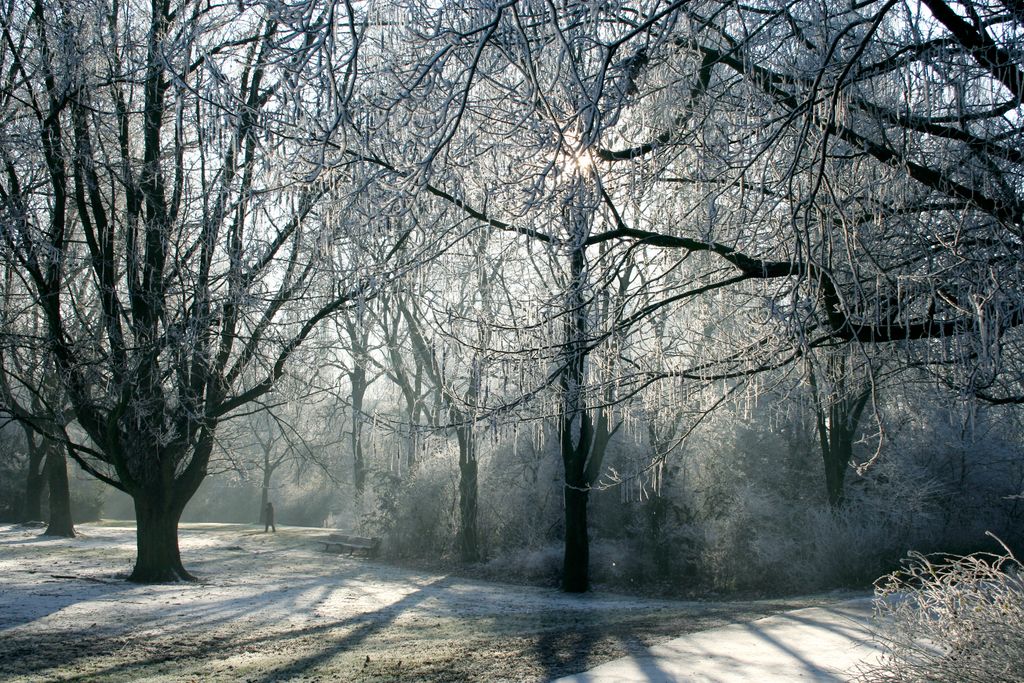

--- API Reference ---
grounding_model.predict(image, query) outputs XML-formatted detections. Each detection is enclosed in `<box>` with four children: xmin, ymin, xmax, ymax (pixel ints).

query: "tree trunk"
<box><xmin>811</xmin><ymin>355</ymin><xmax>872</xmax><ymax>509</ymax></box>
<box><xmin>562</xmin><ymin>486</ymin><xmax>590</xmax><ymax>592</ymax></box>
<box><xmin>557</xmin><ymin>210</ymin><xmax>600</xmax><ymax>594</ymax></box>
<box><xmin>22</xmin><ymin>445</ymin><xmax>45</xmax><ymax>522</ymax></box>
<box><xmin>822</xmin><ymin>449</ymin><xmax>846</xmax><ymax>507</ymax></box>
<box><xmin>43</xmin><ymin>446</ymin><xmax>75</xmax><ymax>537</ymax></box>
<box><xmin>404</xmin><ymin>390</ymin><xmax>422</xmax><ymax>474</ymax></box>
<box><xmin>259</xmin><ymin>455</ymin><xmax>273</xmax><ymax>524</ymax></box>
<box><xmin>259</xmin><ymin>479</ymin><xmax>269</xmax><ymax>525</ymax></box>
<box><xmin>351</xmin><ymin>365</ymin><xmax>367</xmax><ymax>496</ymax></box>
<box><xmin>457</xmin><ymin>436</ymin><xmax>479</xmax><ymax>562</ymax></box>
<box><xmin>130</xmin><ymin>493</ymin><xmax>192</xmax><ymax>582</ymax></box>
<box><xmin>823</xmin><ymin>426</ymin><xmax>852</xmax><ymax>507</ymax></box>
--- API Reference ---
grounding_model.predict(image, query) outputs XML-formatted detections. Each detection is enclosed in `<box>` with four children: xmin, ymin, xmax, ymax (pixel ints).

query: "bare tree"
<box><xmin>374</xmin><ymin>288</ymin><xmax>432</xmax><ymax>475</ymax></box>
<box><xmin>0</xmin><ymin>0</ymin><xmax>412</xmax><ymax>581</ymax></box>
<box><xmin>332</xmin><ymin>309</ymin><xmax>381</xmax><ymax>499</ymax></box>
<box><xmin>805</xmin><ymin>349</ymin><xmax>877</xmax><ymax>507</ymax></box>
<box><xmin>0</xmin><ymin>295</ymin><xmax>75</xmax><ymax>536</ymax></box>
<box><xmin>397</xmin><ymin>228</ymin><xmax>503</xmax><ymax>563</ymax></box>
<box><xmin>368</xmin><ymin>0</ymin><xmax>1024</xmax><ymax>589</ymax></box>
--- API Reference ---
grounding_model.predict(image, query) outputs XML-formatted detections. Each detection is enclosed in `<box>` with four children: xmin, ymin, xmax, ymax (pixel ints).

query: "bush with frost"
<box><xmin>861</xmin><ymin>536</ymin><xmax>1024</xmax><ymax>683</ymax></box>
<box><xmin>366</xmin><ymin>454</ymin><xmax>456</xmax><ymax>558</ymax></box>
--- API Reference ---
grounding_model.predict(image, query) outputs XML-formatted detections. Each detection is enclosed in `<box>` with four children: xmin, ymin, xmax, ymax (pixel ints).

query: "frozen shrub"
<box><xmin>746</xmin><ymin>498</ymin><xmax>939</xmax><ymax>593</ymax></box>
<box><xmin>480</xmin><ymin>543</ymin><xmax>563</xmax><ymax>585</ymax></box>
<box><xmin>676</xmin><ymin>474</ymin><xmax>948</xmax><ymax>594</ymax></box>
<box><xmin>860</xmin><ymin>537</ymin><xmax>1024</xmax><ymax>683</ymax></box>
<box><xmin>476</xmin><ymin>433</ymin><xmax>563</xmax><ymax>555</ymax></box>
<box><xmin>366</xmin><ymin>456</ymin><xmax>456</xmax><ymax>559</ymax></box>
<box><xmin>588</xmin><ymin>539</ymin><xmax>635</xmax><ymax>586</ymax></box>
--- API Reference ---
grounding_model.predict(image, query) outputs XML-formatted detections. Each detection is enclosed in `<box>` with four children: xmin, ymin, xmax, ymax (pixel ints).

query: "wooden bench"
<box><xmin>318</xmin><ymin>533</ymin><xmax>381</xmax><ymax>558</ymax></box>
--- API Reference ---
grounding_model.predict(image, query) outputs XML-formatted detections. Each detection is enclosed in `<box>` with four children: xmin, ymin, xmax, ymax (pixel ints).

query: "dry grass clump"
<box><xmin>861</xmin><ymin>534</ymin><xmax>1024</xmax><ymax>683</ymax></box>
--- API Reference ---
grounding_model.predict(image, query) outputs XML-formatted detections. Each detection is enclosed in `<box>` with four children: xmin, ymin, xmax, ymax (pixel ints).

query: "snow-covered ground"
<box><xmin>557</xmin><ymin>599</ymin><xmax>884</xmax><ymax>682</ymax></box>
<box><xmin>0</xmin><ymin>522</ymin><xmax>874</xmax><ymax>681</ymax></box>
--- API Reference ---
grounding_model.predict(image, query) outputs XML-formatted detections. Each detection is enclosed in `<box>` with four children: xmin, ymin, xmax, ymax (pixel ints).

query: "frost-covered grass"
<box><xmin>0</xmin><ymin>521</ymin><xmax>851</xmax><ymax>682</ymax></box>
<box><xmin>860</xmin><ymin>538</ymin><xmax>1024</xmax><ymax>683</ymax></box>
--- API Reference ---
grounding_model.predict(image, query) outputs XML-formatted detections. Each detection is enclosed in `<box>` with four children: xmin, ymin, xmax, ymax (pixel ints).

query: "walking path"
<box><xmin>555</xmin><ymin>597</ymin><xmax>885</xmax><ymax>682</ymax></box>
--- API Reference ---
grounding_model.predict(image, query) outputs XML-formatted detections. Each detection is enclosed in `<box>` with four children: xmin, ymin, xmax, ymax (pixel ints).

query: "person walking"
<box><xmin>264</xmin><ymin>501</ymin><xmax>276</xmax><ymax>533</ymax></box>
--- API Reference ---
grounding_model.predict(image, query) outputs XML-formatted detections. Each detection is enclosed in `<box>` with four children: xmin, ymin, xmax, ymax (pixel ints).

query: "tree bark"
<box><xmin>809</xmin><ymin>355</ymin><xmax>873</xmax><ymax>508</ymax></box>
<box><xmin>557</xmin><ymin>202</ymin><xmax>603</xmax><ymax>594</ymax></box>
<box><xmin>130</xmin><ymin>492</ymin><xmax>192</xmax><ymax>582</ymax></box>
<box><xmin>22</xmin><ymin>444</ymin><xmax>45</xmax><ymax>522</ymax></box>
<box><xmin>457</xmin><ymin>428</ymin><xmax>479</xmax><ymax>562</ymax></box>
<box><xmin>259</xmin><ymin>472</ymin><xmax>270</xmax><ymax>525</ymax></box>
<box><xmin>562</xmin><ymin>486</ymin><xmax>590</xmax><ymax>592</ymax></box>
<box><xmin>822</xmin><ymin>423</ymin><xmax>853</xmax><ymax>507</ymax></box>
<box><xmin>43</xmin><ymin>446</ymin><xmax>75</xmax><ymax>537</ymax></box>
<box><xmin>351</xmin><ymin>364</ymin><xmax>367</xmax><ymax>495</ymax></box>
<box><xmin>258</xmin><ymin>452</ymin><xmax>275</xmax><ymax>524</ymax></box>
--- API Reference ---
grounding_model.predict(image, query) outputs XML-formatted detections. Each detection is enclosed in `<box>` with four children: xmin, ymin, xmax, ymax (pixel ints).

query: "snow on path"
<box><xmin>553</xmin><ymin>598</ymin><xmax>883</xmax><ymax>682</ymax></box>
<box><xmin>0</xmin><ymin>522</ymin><xmax>754</xmax><ymax>636</ymax></box>
<box><xmin>0</xmin><ymin>522</ymin><xmax>877</xmax><ymax>681</ymax></box>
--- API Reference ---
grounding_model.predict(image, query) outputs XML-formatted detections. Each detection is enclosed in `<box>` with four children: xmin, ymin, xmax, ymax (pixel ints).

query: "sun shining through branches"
<box><xmin>1</xmin><ymin>5</ymin><xmax>1023</xmax><ymax>678</ymax></box>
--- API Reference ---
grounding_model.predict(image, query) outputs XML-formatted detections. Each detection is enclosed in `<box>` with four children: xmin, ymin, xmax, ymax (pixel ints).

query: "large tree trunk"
<box><xmin>562</xmin><ymin>486</ymin><xmax>590</xmax><ymax>592</ymax></box>
<box><xmin>125</xmin><ymin>431</ymin><xmax>213</xmax><ymax>582</ymax></box>
<box><xmin>22</xmin><ymin>444</ymin><xmax>45</xmax><ymax>522</ymax></box>
<box><xmin>130</xmin><ymin>492</ymin><xmax>192</xmax><ymax>583</ymax></box>
<box><xmin>456</xmin><ymin>427</ymin><xmax>479</xmax><ymax>563</ymax></box>
<box><xmin>43</xmin><ymin>446</ymin><xmax>75</xmax><ymax>537</ymax></box>
<box><xmin>557</xmin><ymin>211</ymin><xmax>602</xmax><ymax>594</ymax></box>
